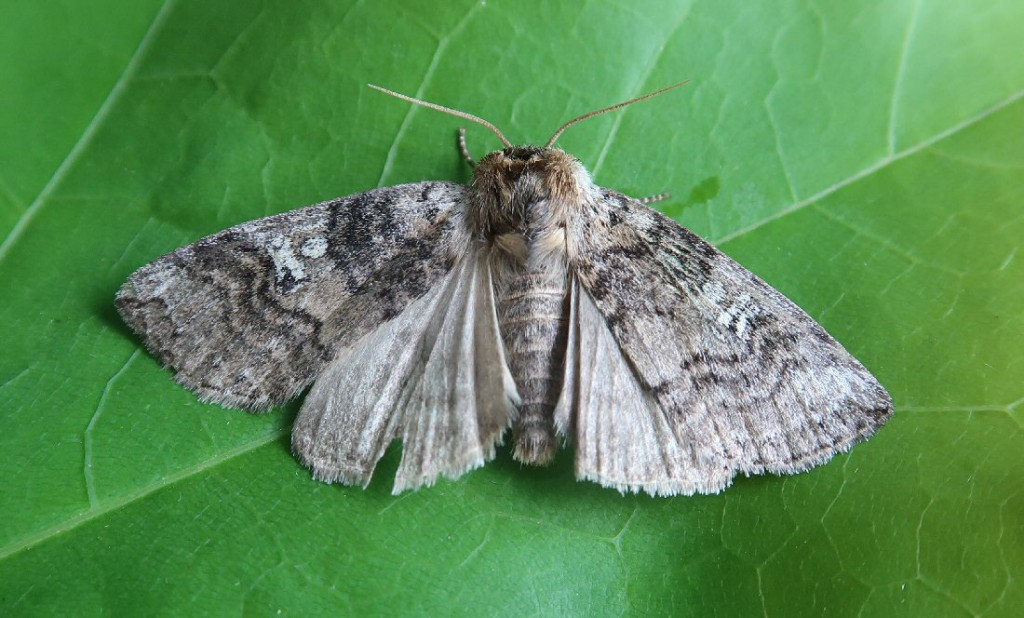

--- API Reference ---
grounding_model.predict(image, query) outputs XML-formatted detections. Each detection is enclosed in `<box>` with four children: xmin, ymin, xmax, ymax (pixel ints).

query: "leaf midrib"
<box><xmin>0</xmin><ymin>428</ymin><xmax>286</xmax><ymax>561</ymax></box>
<box><xmin>714</xmin><ymin>87</ymin><xmax>1024</xmax><ymax>246</ymax></box>
<box><xmin>0</xmin><ymin>0</ymin><xmax>176</xmax><ymax>264</ymax></box>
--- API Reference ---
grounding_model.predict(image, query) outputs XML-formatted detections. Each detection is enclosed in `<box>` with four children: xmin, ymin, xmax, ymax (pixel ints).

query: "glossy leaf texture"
<box><xmin>1</xmin><ymin>1</ymin><xmax>1021</xmax><ymax>616</ymax></box>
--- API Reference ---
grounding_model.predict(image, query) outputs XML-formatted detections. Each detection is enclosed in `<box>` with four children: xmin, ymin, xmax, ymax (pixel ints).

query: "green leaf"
<box><xmin>2</xmin><ymin>0</ymin><xmax>1021</xmax><ymax>615</ymax></box>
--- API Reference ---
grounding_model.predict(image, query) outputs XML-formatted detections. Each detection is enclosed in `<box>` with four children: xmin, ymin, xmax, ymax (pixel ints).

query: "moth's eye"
<box><xmin>505</xmin><ymin>149</ymin><xmax>534</xmax><ymax>161</ymax></box>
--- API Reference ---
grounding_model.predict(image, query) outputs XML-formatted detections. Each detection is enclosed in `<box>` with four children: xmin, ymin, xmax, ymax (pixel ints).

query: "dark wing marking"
<box><xmin>568</xmin><ymin>189</ymin><xmax>893</xmax><ymax>495</ymax></box>
<box><xmin>117</xmin><ymin>181</ymin><xmax>470</xmax><ymax>410</ymax></box>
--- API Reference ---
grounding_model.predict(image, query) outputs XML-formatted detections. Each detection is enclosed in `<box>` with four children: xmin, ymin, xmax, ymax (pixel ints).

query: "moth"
<box><xmin>117</xmin><ymin>82</ymin><xmax>893</xmax><ymax>496</ymax></box>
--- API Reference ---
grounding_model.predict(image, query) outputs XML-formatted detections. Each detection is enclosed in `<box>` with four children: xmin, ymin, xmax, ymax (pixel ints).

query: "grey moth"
<box><xmin>117</xmin><ymin>83</ymin><xmax>893</xmax><ymax>496</ymax></box>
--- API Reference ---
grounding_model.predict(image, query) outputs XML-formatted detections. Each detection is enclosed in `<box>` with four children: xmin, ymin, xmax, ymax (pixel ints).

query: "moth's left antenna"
<box><xmin>368</xmin><ymin>84</ymin><xmax>513</xmax><ymax>148</ymax></box>
<box><xmin>545</xmin><ymin>80</ymin><xmax>689</xmax><ymax>148</ymax></box>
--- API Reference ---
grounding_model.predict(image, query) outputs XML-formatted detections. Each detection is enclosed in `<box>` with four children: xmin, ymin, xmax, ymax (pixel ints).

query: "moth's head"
<box><xmin>366</xmin><ymin>81</ymin><xmax>689</xmax><ymax>230</ymax></box>
<box><xmin>471</xmin><ymin>146</ymin><xmax>592</xmax><ymax>206</ymax></box>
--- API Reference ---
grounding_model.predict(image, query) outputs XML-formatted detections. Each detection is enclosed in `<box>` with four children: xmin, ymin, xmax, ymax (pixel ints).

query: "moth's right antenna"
<box><xmin>368</xmin><ymin>84</ymin><xmax>513</xmax><ymax>149</ymax></box>
<box><xmin>545</xmin><ymin>80</ymin><xmax>689</xmax><ymax>148</ymax></box>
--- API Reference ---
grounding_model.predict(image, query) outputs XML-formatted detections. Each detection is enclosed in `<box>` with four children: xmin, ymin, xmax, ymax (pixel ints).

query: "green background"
<box><xmin>1</xmin><ymin>0</ymin><xmax>1021</xmax><ymax>615</ymax></box>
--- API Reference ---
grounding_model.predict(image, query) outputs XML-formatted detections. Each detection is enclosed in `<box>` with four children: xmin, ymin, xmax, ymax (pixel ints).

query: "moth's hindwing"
<box><xmin>292</xmin><ymin>247</ymin><xmax>519</xmax><ymax>491</ymax></box>
<box><xmin>568</xmin><ymin>189</ymin><xmax>893</xmax><ymax>495</ymax></box>
<box><xmin>116</xmin><ymin>181</ymin><xmax>469</xmax><ymax>410</ymax></box>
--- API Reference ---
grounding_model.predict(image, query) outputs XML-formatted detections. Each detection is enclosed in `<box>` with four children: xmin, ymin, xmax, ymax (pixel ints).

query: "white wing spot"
<box><xmin>301</xmin><ymin>237</ymin><xmax>328</xmax><ymax>258</ymax></box>
<box><xmin>701</xmin><ymin>280</ymin><xmax>726</xmax><ymax>303</ymax></box>
<box><xmin>267</xmin><ymin>236</ymin><xmax>306</xmax><ymax>281</ymax></box>
<box><xmin>707</xmin><ymin>287</ymin><xmax>762</xmax><ymax>337</ymax></box>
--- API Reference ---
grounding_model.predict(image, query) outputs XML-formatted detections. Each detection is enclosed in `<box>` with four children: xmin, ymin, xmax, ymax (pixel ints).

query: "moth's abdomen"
<box><xmin>496</xmin><ymin>265</ymin><xmax>570</xmax><ymax>465</ymax></box>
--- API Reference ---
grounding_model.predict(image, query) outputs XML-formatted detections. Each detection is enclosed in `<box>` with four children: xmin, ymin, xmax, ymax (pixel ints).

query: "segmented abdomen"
<box><xmin>496</xmin><ymin>265</ymin><xmax>570</xmax><ymax>464</ymax></box>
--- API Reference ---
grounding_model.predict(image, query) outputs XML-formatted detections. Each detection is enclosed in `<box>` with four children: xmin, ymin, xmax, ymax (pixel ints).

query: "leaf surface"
<box><xmin>1</xmin><ymin>1</ymin><xmax>1021</xmax><ymax>615</ymax></box>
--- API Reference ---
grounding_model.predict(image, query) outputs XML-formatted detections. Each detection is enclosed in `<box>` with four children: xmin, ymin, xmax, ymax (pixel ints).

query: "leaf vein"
<box><xmin>0</xmin><ymin>0</ymin><xmax>178</xmax><ymax>263</ymax></box>
<box><xmin>714</xmin><ymin>87</ymin><xmax>1024</xmax><ymax>246</ymax></box>
<box><xmin>0</xmin><ymin>428</ymin><xmax>287</xmax><ymax>561</ymax></box>
<box><xmin>374</xmin><ymin>2</ymin><xmax>483</xmax><ymax>187</ymax></box>
<box><xmin>591</xmin><ymin>6</ymin><xmax>692</xmax><ymax>177</ymax></box>
<box><xmin>888</xmin><ymin>0</ymin><xmax>923</xmax><ymax>155</ymax></box>
<box><xmin>83</xmin><ymin>349</ymin><xmax>141</xmax><ymax>508</ymax></box>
